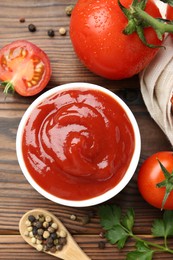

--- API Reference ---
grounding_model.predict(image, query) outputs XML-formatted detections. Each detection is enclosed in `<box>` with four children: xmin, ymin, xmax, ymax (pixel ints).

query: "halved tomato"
<box><xmin>0</xmin><ymin>40</ymin><xmax>51</xmax><ymax>96</ymax></box>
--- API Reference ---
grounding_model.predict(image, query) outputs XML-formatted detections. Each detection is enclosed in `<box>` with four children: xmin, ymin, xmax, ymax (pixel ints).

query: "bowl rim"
<box><xmin>16</xmin><ymin>82</ymin><xmax>141</xmax><ymax>207</ymax></box>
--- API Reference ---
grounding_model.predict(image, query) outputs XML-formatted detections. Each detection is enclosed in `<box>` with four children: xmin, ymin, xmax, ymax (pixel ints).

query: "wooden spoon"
<box><xmin>19</xmin><ymin>208</ymin><xmax>91</xmax><ymax>260</ymax></box>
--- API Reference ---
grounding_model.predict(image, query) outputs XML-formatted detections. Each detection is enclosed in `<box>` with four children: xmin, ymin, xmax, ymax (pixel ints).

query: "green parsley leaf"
<box><xmin>105</xmin><ymin>225</ymin><xmax>129</xmax><ymax>246</ymax></box>
<box><xmin>136</xmin><ymin>241</ymin><xmax>152</xmax><ymax>252</ymax></box>
<box><xmin>151</xmin><ymin>219</ymin><xmax>165</xmax><ymax>237</ymax></box>
<box><xmin>98</xmin><ymin>204</ymin><xmax>173</xmax><ymax>259</ymax></box>
<box><xmin>152</xmin><ymin>211</ymin><xmax>173</xmax><ymax>238</ymax></box>
<box><xmin>163</xmin><ymin>210</ymin><xmax>173</xmax><ymax>237</ymax></box>
<box><xmin>127</xmin><ymin>241</ymin><xmax>154</xmax><ymax>260</ymax></box>
<box><xmin>127</xmin><ymin>250</ymin><xmax>153</xmax><ymax>260</ymax></box>
<box><xmin>117</xmin><ymin>236</ymin><xmax>129</xmax><ymax>249</ymax></box>
<box><xmin>121</xmin><ymin>208</ymin><xmax>135</xmax><ymax>232</ymax></box>
<box><xmin>98</xmin><ymin>204</ymin><xmax>121</xmax><ymax>230</ymax></box>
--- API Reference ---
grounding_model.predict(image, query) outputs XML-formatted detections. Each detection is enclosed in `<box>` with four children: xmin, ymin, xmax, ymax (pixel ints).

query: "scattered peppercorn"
<box><xmin>59</xmin><ymin>27</ymin><xmax>67</xmax><ymax>36</ymax></box>
<box><xmin>79</xmin><ymin>215</ymin><xmax>90</xmax><ymax>225</ymax></box>
<box><xmin>98</xmin><ymin>241</ymin><xmax>106</xmax><ymax>249</ymax></box>
<box><xmin>28</xmin><ymin>24</ymin><xmax>36</xmax><ymax>32</ymax></box>
<box><xmin>19</xmin><ymin>17</ymin><xmax>25</xmax><ymax>23</ymax></box>
<box><xmin>70</xmin><ymin>214</ymin><xmax>77</xmax><ymax>221</ymax></box>
<box><xmin>65</xmin><ymin>5</ymin><xmax>74</xmax><ymax>16</ymax></box>
<box><xmin>24</xmin><ymin>213</ymin><xmax>68</xmax><ymax>254</ymax></box>
<box><xmin>47</xmin><ymin>29</ymin><xmax>55</xmax><ymax>37</ymax></box>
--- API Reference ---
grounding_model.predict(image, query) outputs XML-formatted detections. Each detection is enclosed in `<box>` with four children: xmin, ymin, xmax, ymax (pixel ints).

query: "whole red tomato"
<box><xmin>70</xmin><ymin>0</ymin><xmax>162</xmax><ymax>80</ymax></box>
<box><xmin>0</xmin><ymin>40</ymin><xmax>51</xmax><ymax>96</ymax></box>
<box><xmin>138</xmin><ymin>151</ymin><xmax>173</xmax><ymax>210</ymax></box>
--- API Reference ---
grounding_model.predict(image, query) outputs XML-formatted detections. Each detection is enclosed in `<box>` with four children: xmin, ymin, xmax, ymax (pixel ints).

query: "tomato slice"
<box><xmin>0</xmin><ymin>40</ymin><xmax>51</xmax><ymax>96</ymax></box>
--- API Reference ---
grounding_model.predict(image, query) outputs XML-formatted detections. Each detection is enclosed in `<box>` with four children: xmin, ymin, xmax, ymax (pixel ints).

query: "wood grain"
<box><xmin>0</xmin><ymin>0</ymin><xmax>173</xmax><ymax>259</ymax></box>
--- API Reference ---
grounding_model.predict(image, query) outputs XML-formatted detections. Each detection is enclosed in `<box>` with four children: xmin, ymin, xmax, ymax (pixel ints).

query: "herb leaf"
<box><xmin>152</xmin><ymin>211</ymin><xmax>173</xmax><ymax>238</ymax></box>
<box><xmin>106</xmin><ymin>225</ymin><xmax>129</xmax><ymax>246</ymax></box>
<box><xmin>152</xmin><ymin>219</ymin><xmax>165</xmax><ymax>237</ymax></box>
<box><xmin>99</xmin><ymin>204</ymin><xmax>173</xmax><ymax>258</ymax></box>
<box><xmin>127</xmin><ymin>250</ymin><xmax>153</xmax><ymax>260</ymax></box>
<box><xmin>127</xmin><ymin>241</ymin><xmax>154</xmax><ymax>260</ymax></box>
<box><xmin>98</xmin><ymin>204</ymin><xmax>121</xmax><ymax>230</ymax></box>
<box><xmin>117</xmin><ymin>236</ymin><xmax>128</xmax><ymax>249</ymax></box>
<box><xmin>121</xmin><ymin>208</ymin><xmax>135</xmax><ymax>232</ymax></box>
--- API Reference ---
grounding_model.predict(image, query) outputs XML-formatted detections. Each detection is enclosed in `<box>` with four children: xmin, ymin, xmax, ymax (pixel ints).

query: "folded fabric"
<box><xmin>140</xmin><ymin>35</ymin><xmax>173</xmax><ymax>145</ymax></box>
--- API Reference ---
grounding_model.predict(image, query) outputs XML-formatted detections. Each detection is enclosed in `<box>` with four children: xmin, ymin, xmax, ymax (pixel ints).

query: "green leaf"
<box><xmin>152</xmin><ymin>211</ymin><xmax>173</xmax><ymax>238</ymax></box>
<box><xmin>127</xmin><ymin>241</ymin><xmax>154</xmax><ymax>260</ymax></box>
<box><xmin>121</xmin><ymin>208</ymin><xmax>135</xmax><ymax>232</ymax></box>
<box><xmin>117</xmin><ymin>236</ymin><xmax>128</xmax><ymax>249</ymax></box>
<box><xmin>105</xmin><ymin>225</ymin><xmax>129</xmax><ymax>245</ymax></box>
<box><xmin>152</xmin><ymin>219</ymin><xmax>165</xmax><ymax>237</ymax></box>
<box><xmin>136</xmin><ymin>241</ymin><xmax>152</xmax><ymax>251</ymax></box>
<box><xmin>163</xmin><ymin>211</ymin><xmax>173</xmax><ymax>237</ymax></box>
<box><xmin>127</xmin><ymin>250</ymin><xmax>153</xmax><ymax>260</ymax></box>
<box><xmin>98</xmin><ymin>205</ymin><xmax>121</xmax><ymax>230</ymax></box>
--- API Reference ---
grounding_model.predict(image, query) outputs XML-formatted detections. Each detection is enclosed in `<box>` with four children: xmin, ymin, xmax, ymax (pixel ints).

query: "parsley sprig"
<box><xmin>98</xmin><ymin>205</ymin><xmax>173</xmax><ymax>259</ymax></box>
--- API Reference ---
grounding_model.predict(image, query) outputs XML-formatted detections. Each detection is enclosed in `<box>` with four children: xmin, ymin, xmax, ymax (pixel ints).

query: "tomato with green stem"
<box><xmin>0</xmin><ymin>40</ymin><xmax>51</xmax><ymax>96</ymax></box>
<box><xmin>137</xmin><ymin>151</ymin><xmax>173</xmax><ymax>210</ymax></box>
<box><xmin>70</xmin><ymin>0</ymin><xmax>173</xmax><ymax>80</ymax></box>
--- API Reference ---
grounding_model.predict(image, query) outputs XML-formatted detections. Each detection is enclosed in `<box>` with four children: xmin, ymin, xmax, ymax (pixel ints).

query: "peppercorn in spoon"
<box><xmin>19</xmin><ymin>208</ymin><xmax>91</xmax><ymax>260</ymax></box>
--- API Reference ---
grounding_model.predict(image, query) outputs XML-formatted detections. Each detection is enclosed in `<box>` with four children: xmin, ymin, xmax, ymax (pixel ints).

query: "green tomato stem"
<box><xmin>134</xmin><ymin>6</ymin><xmax>173</xmax><ymax>34</ymax></box>
<box><xmin>1</xmin><ymin>81</ymin><xmax>14</xmax><ymax>95</ymax></box>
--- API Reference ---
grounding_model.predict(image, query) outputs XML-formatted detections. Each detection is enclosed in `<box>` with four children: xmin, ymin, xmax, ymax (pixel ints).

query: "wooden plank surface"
<box><xmin>0</xmin><ymin>0</ymin><xmax>172</xmax><ymax>259</ymax></box>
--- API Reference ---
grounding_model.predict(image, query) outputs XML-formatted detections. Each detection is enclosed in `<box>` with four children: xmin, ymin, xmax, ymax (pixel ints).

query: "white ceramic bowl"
<box><xmin>16</xmin><ymin>82</ymin><xmax>141</xmax><ymax>207</ymax></box>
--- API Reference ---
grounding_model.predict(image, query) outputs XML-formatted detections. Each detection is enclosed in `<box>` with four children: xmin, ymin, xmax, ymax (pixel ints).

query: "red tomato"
<box><xmin>166</xmin><ymin>5</ymin><xmax>173</xmax><ymax>21</ymax></box>
<box><xmin>138</xmin><ymin>151</ymin><xmax>173</xmax><ymax>210</ymax></box>
<box><xmin>70</xmin><ymin>0</ymin><xmax>163</xmax><ymax>80</ymax></box>
<box><xmin>166</xmin><ymin>4</ymin><xmax>173</xmax><ymax>39</ymax></box>
<box><xmin>0</xmin><ymin>40</ymin><xmax>51</xmax><ymax>96</ymax></box>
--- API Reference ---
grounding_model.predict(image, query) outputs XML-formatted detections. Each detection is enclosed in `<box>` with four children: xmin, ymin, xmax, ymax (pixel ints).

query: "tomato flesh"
<box><xmin>0</xmin><ymin>40</ymin><xmax>51</xmax><ymax>96</ymax></box>
<box><xmin>138</xmin><ymin>152</ymin><xmax>173</xmax><ymax>210</ymax></box>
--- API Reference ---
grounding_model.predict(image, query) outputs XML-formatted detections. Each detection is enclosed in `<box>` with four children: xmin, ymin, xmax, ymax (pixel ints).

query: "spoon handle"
<box><xmin>60</xmin><ymin>235</ymin><xmax>91</xmax><ymax>260</ymax></box>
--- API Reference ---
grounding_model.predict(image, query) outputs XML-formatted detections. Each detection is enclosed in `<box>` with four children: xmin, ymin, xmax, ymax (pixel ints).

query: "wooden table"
<box><xmin>0</xmin><ymin>1</ymin><xmax>172</xmax><ymax>259</ymax></box>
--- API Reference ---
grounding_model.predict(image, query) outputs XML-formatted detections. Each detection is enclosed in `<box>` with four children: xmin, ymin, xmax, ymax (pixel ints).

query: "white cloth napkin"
<box><xmin>140</xmin><ymin>35</ymin><xmax>173</xmax><ymax>145</ymax></box>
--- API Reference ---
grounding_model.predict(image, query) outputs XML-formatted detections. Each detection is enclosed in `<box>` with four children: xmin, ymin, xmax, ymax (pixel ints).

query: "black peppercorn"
<box><xmin>58</xmin><ymin>237</ymin><xmax>67</xmax><ymax>246</ymax></box>
<box><xmin>46</xmin><ymin>237</ymin><xmax>54</xmax><ymax>245</ymax></box>
<box><xmin>47</xmin><ymin>29</ymin><xmax>55</xmax><ymax>37</ymax></box>
<box><xmin>32</xmin><ymin>226</ymin><xmax>38</xmax><ymax>236</ymax></box>
<box><xmin>35</xmin><ymin>221</ymin><xmax>42</xmax><ymax>229</ymax></box>
<box><xmin>98</xmin><ymin>241</ymin><xmax>106</xmax><ymax>249</ymax></box>
<box><xmin>28</xmin><ymin>24</ymin><xmax>36</xmax><ymax>32</ymax></box>
<box><xmin>28</xmin><ymin>215</ymin><xmax>36</xmax><ymax>223</ymax></box>
<box><xmin>51</xmin><ymin>232</ymin><xmax>57</xmax><ymax>240</ymax></box>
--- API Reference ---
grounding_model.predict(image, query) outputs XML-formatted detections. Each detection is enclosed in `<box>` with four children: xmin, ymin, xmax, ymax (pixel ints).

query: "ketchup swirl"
<box><xmin>22</xmin><ymin>89</ymin><xmax>135</xmax><ymax>200</ymax></box>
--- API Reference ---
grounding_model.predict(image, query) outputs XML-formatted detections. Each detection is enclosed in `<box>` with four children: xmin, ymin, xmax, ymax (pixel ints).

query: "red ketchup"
<box><xmin>22</xmin><ymin>89</ymin><xmax>135</xmax><ymax>200</ymax></box>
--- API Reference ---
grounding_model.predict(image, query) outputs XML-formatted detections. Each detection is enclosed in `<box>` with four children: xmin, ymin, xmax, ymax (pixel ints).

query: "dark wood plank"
<box><xmin>1</xmin><ymin>235</ymin><xmax>173</xmax><ymax>260</ymax></box>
